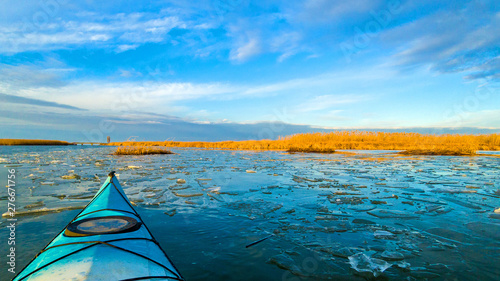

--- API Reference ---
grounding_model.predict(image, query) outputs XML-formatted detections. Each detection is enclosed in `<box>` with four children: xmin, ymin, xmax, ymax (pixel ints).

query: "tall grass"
<box><xmin>108</xmin><ymin>131</ymin><xmax>500</xmax><ymax>155</ymax></box>
<box><xmin>0</xmin><ymin>139</ymin><xmax>72</xmax><ymax>146</ymax></box>
<box><xmin>113</xmin><ymin>146</ymin><xmax>173</xmax><ymax>155</ymax></box>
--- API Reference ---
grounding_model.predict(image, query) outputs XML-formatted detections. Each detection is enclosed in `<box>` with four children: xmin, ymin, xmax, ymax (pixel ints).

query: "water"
<box><xmin>0</xmin><ymin>146</ymin><xmax>499</xmax><ymax>280</ymax></box>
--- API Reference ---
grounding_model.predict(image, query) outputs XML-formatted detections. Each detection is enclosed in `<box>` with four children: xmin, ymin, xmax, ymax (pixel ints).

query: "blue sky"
<box><xmin>0</xmin><ymin>0</ymin><xmax>499</xmax><ymax>141</ymax></box>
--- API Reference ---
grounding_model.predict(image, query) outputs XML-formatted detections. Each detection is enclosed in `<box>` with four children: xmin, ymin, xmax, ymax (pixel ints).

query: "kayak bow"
<box><xmin>13</xmin><ymin>171</ymin><xmax>184</xmax><ymax>281</ymax></box>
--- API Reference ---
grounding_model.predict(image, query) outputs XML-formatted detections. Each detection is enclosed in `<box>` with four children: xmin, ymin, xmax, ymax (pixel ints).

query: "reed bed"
<box><xmin>113</xmin><ymin>146</ymin><xmax>173</xmax><ymax>155</ymax></box>
<box><xmin>108</xmin><ymin>131</ymin><xmax>500</xmax><ymax>155</ymax></box>
<box><xmin>398</xmin><ymin>147</ymin><xmax>477</xmax><ymax>156</ymax></box>
<box><xmin>0</xmin><ymin>139</ymin><xmax>72</xmax><ymax>146</ymax></box>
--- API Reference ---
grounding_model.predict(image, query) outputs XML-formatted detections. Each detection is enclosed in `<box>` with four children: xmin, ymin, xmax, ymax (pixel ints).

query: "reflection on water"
<box><xmin>0</xmin><ymin>146</ymin><xmax>499</xmax><ymax>280</ymax></box>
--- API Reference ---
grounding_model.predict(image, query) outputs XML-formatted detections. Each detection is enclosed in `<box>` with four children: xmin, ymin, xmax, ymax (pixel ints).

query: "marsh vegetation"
<box><xmin>109</xmin><ymin>131</ymin><xmax>500</xmax><ymax>156</ymax></box>
<box><xmin>113</xmin><ymin>146</ymin><xmax>173</xmax><ymax>155</ymax></box>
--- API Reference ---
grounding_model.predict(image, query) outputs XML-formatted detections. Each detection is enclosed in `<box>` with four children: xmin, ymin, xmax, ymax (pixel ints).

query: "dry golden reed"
<box><xmin>0</xmin><ymin>139</ymin><xmax>71</xmax><ymax>146</ymax></box>
<box><xmin>113</xmin><ymin>146</ymin><xmax>173</xmax><ymax>155</ymax></box>
<box><xmin>108</xmin><ymin>131</ymin><xmax>500</xmax><ymax>156</ymax></box>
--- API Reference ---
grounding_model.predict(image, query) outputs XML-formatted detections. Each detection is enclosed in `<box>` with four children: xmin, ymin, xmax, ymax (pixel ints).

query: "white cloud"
<box><xmin>230</xmin><ymin>36</ymin><xmax>261</xmax><ymax>62</ymax></box>
<box><xmin>12</xmin><ymin>80</ymin><xmax>239</xmax><ymax>114</ymax></box>
<box><xmin>116</xmin><ymin>44</ymin><xmax>140</xmax><ymax>53</ymax></box>
<box><xmin>90</xmin><ymin>34</ymin><xmax>110</xmax><ymax>41</ymax></box>
<box><xmin>1</xmin><ymin>60</ymin><xmax>395</xmax><ymax>115</ymax></box>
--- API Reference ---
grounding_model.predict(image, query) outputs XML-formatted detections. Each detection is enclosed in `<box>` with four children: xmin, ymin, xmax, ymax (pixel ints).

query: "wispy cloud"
<box><xmin>383</xmin><ymin>6</ymin><xmax>500</xmax><ymax>80</ymax></box>
<box><xmin>298</xmin><ymin>0</ymin><xmax>382</xmax><ymax>23</ymax></box>
<box><xmin>226</xmin><ymin>12</ymin><xmax>314</xmax><ymax>63</ymax></box>
<box><xmin>0</xmin><ymin>11</ymin><xmax>187</xmax><ymax>53</ymax></box>
<box><xmin>229</xmin><ymin>35</ymin><xmax>261</xmax><ymax>62</ymax></box>
<box><xmin>294</xmin><ymin>95</ymin><xmax>370</xmax><ymax>113</ymax></box>
<box><xmin>271</xmin><ymin>31</ymin><xmax>303</xmax><ymax>62</ymax></box>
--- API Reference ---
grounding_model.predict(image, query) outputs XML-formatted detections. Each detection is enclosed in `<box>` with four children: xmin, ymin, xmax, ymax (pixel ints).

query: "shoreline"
<box><xmin>0</xmin><ymin>139</ymin><xmax>73</xmax><ymax>146</ymax></box>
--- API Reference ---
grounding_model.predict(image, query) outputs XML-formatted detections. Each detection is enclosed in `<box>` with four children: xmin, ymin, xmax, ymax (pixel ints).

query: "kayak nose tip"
<box><xmin>108</xmin><ymin>171</ymin><xmax>116</xmax><ymax>178</ymax></box>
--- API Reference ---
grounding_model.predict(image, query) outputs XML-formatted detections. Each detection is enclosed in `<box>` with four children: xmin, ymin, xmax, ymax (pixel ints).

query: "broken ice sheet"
<box><xmin>348</xmin><ymin>252</ymin><xmax>392</xmax><ymax>277</ymax></box>
<box><xmin>348</xmin><ymin>204</ymin><xmax>377</xmax><ymax>212</ymax></box>
<box><xmin>368</xmin><ymin>209</ymin><xmax>419</xmax><ymax>219</ymax></box>
<box><xmin>373</xmin><ymin>230</ymin><xmax>397</xmax><ymax>239</ymax></box>
<box><xmin>415</xmin><ymin>204</ymin><xmax>453</xmax><ymax>215</ymax></box>
<box><xmin>380</xmin><ymin>250</ymin><xmax>405</xmax><ymax>261</ymax></box>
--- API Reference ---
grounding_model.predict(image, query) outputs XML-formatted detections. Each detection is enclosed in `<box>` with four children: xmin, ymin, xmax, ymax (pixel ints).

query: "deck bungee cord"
<box><xmin>13</xmin><ymin>171</ymin><xmax>184</xmax><ymax>281</ymax></box>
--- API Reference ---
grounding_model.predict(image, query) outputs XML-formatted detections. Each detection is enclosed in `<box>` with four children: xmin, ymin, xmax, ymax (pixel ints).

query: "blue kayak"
<box><xmin>13</xmin><ymin>171</ymin><xmax>184</xmax><ymax>281</ymax></box>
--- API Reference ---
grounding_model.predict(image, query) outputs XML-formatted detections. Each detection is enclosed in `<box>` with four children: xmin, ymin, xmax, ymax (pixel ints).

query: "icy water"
<box><xmin>0</xmin><ymin>146</ymin><xmax>499</xmax><ymax>281</ymax></box>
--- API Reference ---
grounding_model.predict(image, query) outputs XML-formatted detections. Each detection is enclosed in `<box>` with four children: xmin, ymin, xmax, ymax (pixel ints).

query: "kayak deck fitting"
<box><xmin>13</xmin><ymin>171</ymin><xmax>184</xmax><ymax>281</ymax></box>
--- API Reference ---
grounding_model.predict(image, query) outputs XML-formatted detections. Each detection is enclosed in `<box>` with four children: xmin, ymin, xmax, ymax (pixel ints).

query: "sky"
<box><xmin>0</xmin><ymin>0</ymin><xmax>499</xmax><ymax>142</ymax></box>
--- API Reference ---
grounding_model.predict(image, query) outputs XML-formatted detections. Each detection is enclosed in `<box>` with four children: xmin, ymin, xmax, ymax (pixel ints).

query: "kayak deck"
<box><xmin>14</xmin><ymin>172</ymin><xmax>184</xmax><ymax>281</ymax></box>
